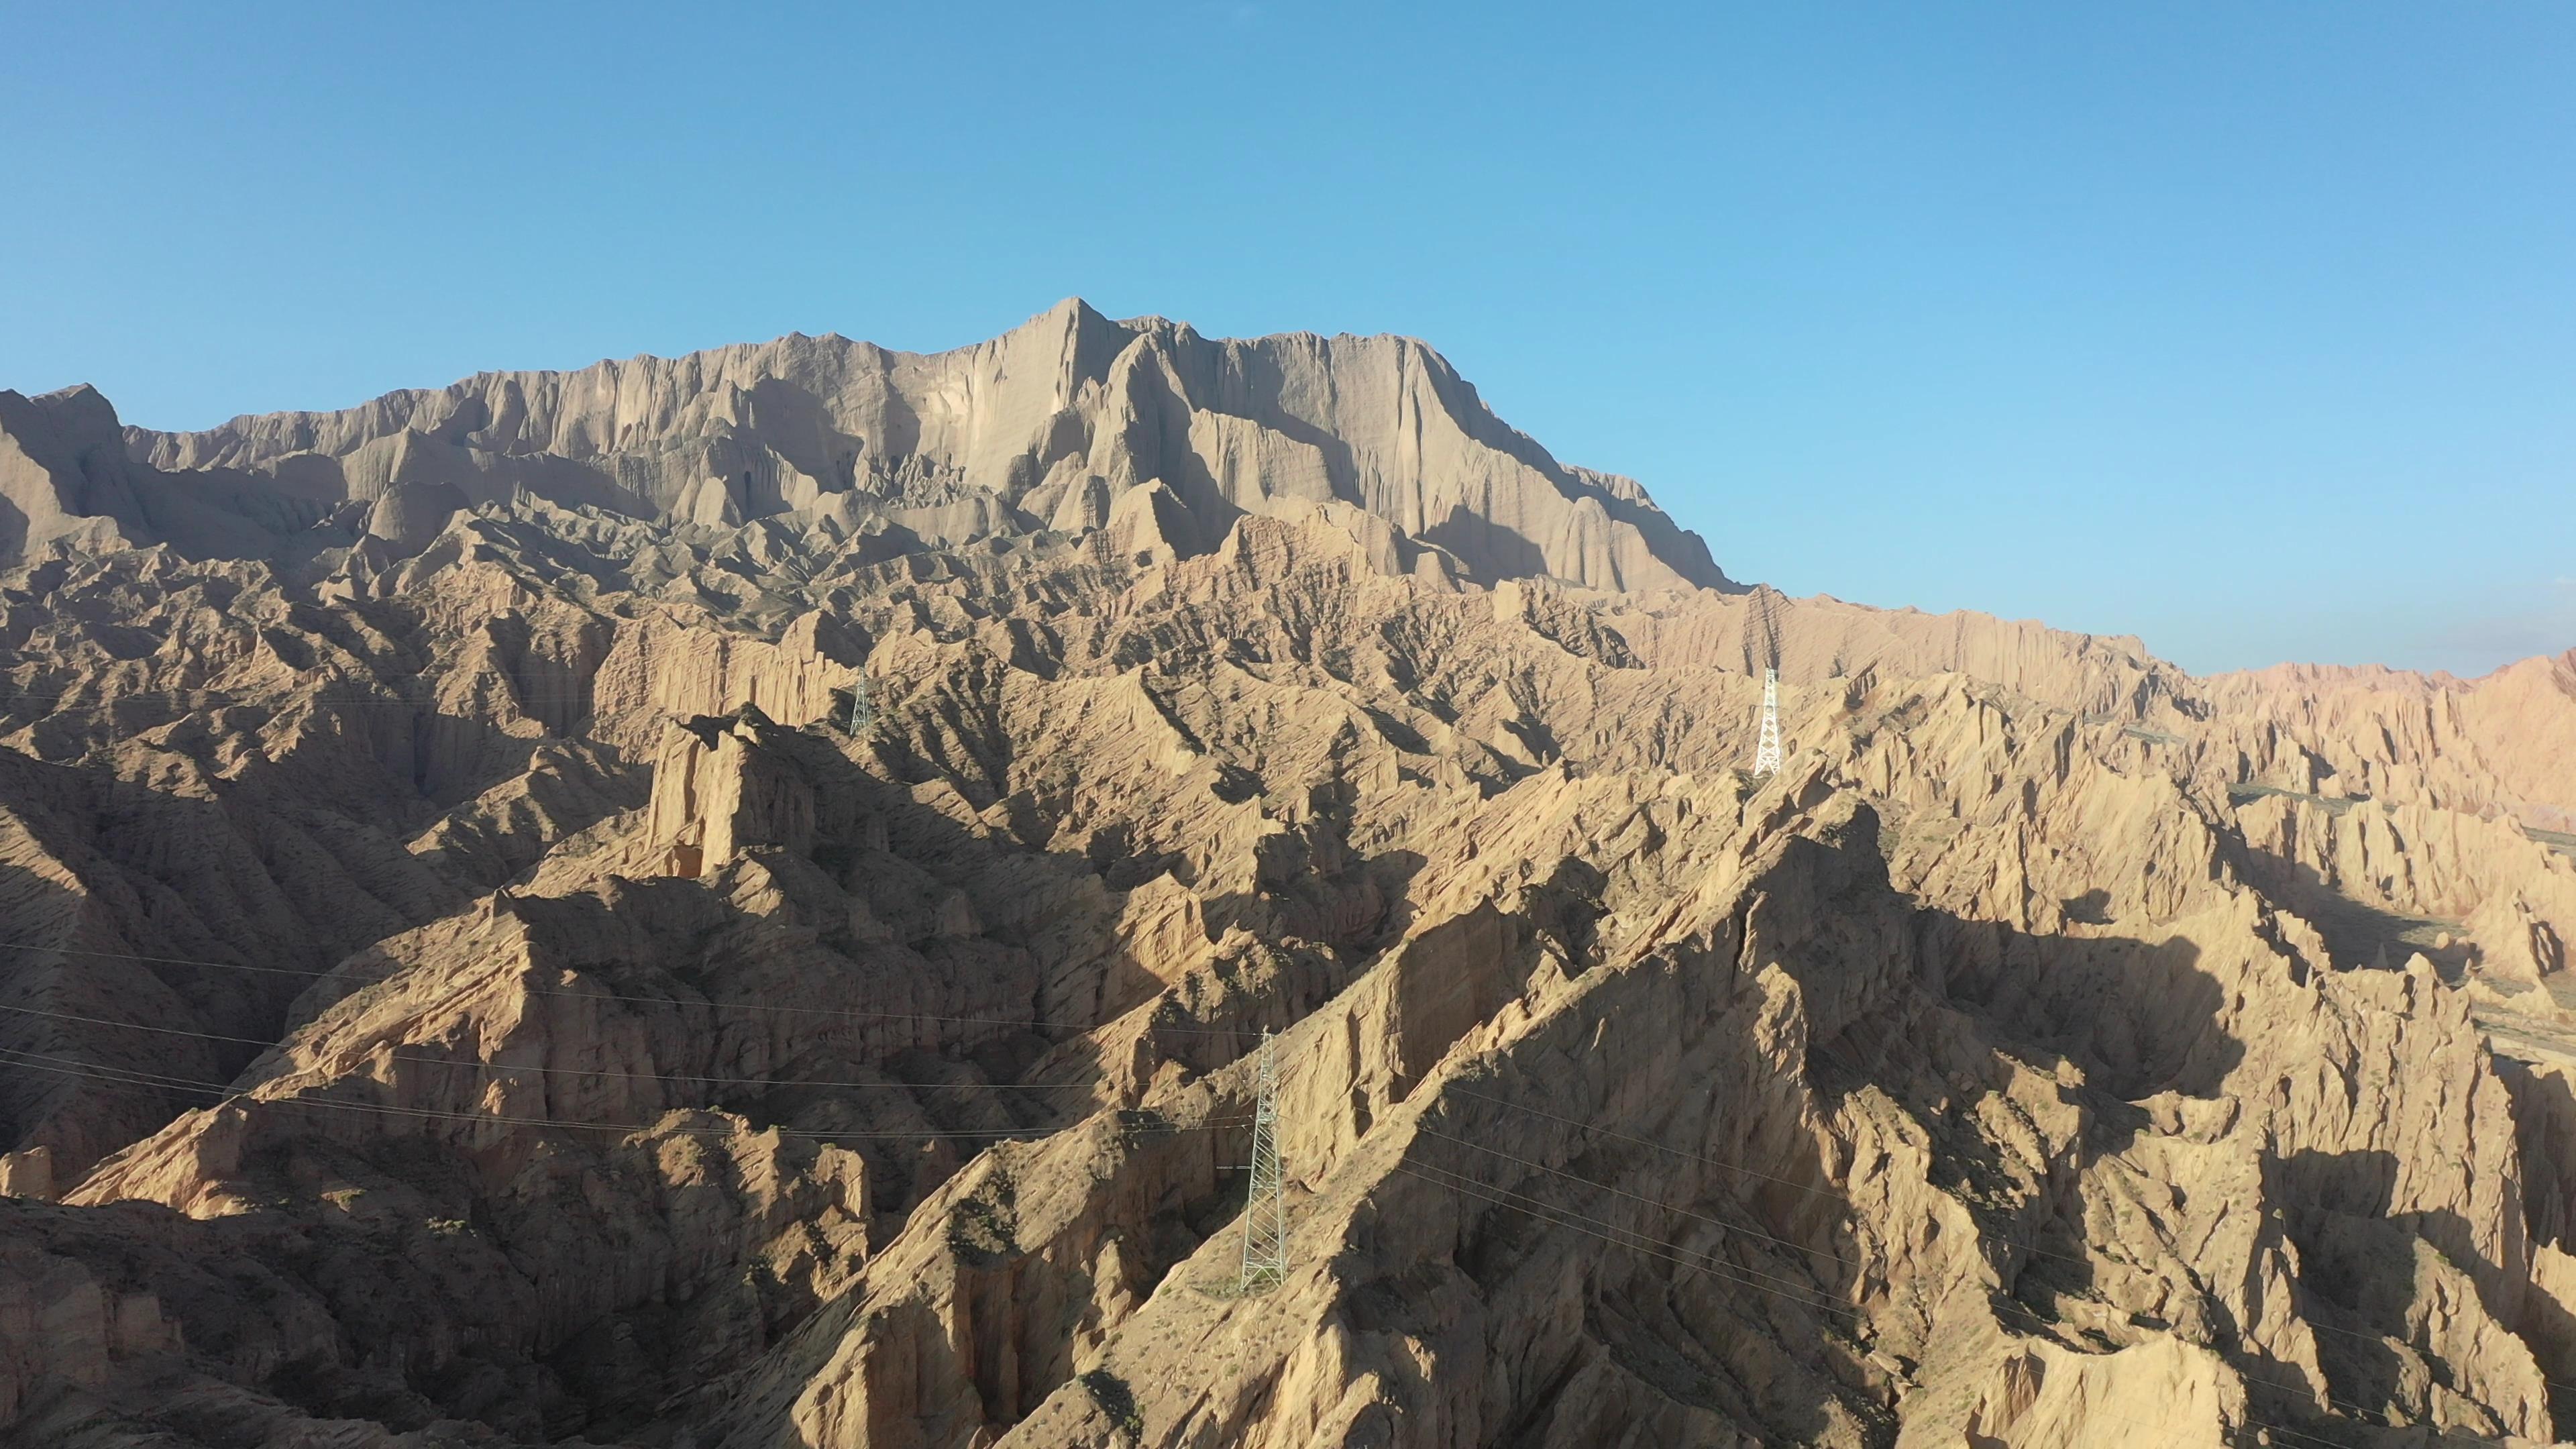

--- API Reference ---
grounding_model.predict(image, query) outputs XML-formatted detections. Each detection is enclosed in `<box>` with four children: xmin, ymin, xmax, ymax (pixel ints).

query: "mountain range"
<box><xmin>1</xmin><ymin>303</ymin><xmax>2572</xmax><ymax>1448</ymax></box>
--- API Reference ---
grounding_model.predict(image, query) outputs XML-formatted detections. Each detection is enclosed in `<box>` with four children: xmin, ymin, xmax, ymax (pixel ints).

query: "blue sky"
<box><xmin>4</xmin><ymin>3</ymin><xmax>2569</xmax><ymax>676</ymax></box>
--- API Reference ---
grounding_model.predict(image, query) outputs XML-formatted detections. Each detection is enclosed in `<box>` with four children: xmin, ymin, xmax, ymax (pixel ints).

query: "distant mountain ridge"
<box><xmin>0</xmin><ymin>298</ymin><xmax>1727</xmax><ymax>592</ymax></box>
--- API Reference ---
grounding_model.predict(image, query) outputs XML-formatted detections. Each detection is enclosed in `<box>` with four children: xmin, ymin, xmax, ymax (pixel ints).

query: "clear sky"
<box><xmin>4</xmin><ymin>3</ymin><xmax>2570</xmax><ymax>676</ymax></box>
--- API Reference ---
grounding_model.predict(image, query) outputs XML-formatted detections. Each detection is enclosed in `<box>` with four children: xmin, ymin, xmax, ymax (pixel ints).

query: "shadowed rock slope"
<box><xmin>1</xmin><ymin>315</ymin><xmax>2573</xmax><ymax>1448</ymax></box>
<box><xmin>5</xmin><ymin>301</ymin><xmax>1722</xmax><ymax>596</ymax></box>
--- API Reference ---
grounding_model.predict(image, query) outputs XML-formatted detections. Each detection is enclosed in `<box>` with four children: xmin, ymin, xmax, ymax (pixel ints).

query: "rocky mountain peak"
<box><xmin>3</xmin><ymin>307</ymin><xmax>2571</xmax><ymax>1449</ymax></box>
<box><xmin>5</xmin><ymin>305</ymin><xmax>1728</xmax><ymax>594</ymax></box>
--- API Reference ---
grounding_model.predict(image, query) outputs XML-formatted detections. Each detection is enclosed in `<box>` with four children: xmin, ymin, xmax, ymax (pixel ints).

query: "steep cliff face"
<box><xmin>0</xmin><ymin>386</ymin><xmax>127</xmax><ymax>562</ymax></box>
<box><xmin>2197</xmin><ymin>653</ymin><xmax>2576</xmax><ymax>835</ymax></box>
<box><xmin>1</xmin><ymin>301</ymin><xmax>1724</xmax><ymax>594</ymax></box>
<box><xmin>2</xmin><ymin>318</ymin><xmax>2573</xmax><ymax>1448</ymax></box>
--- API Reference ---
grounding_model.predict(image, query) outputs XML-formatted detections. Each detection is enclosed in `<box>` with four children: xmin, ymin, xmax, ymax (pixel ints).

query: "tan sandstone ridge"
<box><xmin>0</xmin><ymin>308</ymin><xmax>2571</xmax><ymax>1448</ymax></box>
<box><xmin>3</xmin><ymin>299</ymin><xmax>1721</xmax><ymax>598</ymax></box>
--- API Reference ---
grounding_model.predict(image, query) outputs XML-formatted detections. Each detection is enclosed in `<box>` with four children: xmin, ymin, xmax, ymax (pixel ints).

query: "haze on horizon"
<box><xmin>3</xmin><ymin>1</ymin><xmax>2569</xmax><ymax>677</ymax></box>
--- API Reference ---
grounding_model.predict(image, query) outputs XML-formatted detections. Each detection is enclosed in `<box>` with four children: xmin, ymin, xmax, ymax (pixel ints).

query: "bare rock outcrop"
<box><xmin>3</xmin><ymin>302</ymin><xmax>1729</xmax><ymax>596</ymax></box>
<box><xmin>1</xmin><ymin>311</ymin><xmax>2571</xmax><ymax>1447</ymax></box>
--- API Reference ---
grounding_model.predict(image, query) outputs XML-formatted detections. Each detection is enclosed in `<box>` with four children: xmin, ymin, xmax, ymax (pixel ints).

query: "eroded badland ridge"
<box><xmin>1</xmin><ymin>300</ymin><xmax>2572</xmax><ymax>1448</ymax></box>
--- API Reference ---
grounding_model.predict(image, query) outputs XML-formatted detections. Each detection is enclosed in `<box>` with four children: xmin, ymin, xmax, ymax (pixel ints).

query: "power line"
<box><xmin>0</xmin><ymin>1000</ymin><xmax>1141</xmax><ymax>1097</ymax></box>
<box><xmin>0</xmin><ymin>683</ymin><xmax>873</xmax><ymax>704</ymax></box>
<box><xmin>15</xmin><ymin>1028</ymin><xmax>2477</xmax><ymax>1447</ymax></box>
<box><xmin>0</xmin><ymin>694</ymin><xmax>624</xmax><ymax>708</ymax></box>
<box><xmin>1470</xmin><ymin>1072</ymin><xmax>2576</xmax><ymax>1397</ymax></box>
<box><xmin>1392</xmin><ymin>1152</ymin><xmax>2496</xmax><ymax>1448</ymax></box>
<box><xmin>1448</xmin><ymin>1082</ymin><xmax>1898</xmax><ymax>1210</ymax></box>
<box><xmin>0</xmin><ymin>940</ymin><xmax>1263</xmax><ymax>1039</ymax></box>
<box><xmin>0</xmin><ymin>985</ymin><xmax>2528</xmax><ymax>1442</ymax></box>
<box><xmin>1447</xmin><ymin>1081</ymin><xmax>2549</xmax><ymax>1434</ymax></box>
<box><xmin>0</xmin><ymin>1046</ymin><xmax>1245</xmax><ymax>1146</ymax></box>
<box><xmin>1417</xmin><ymin>1124</ymin><xmax>1860</xmax><ymax>1271</ymax></box>
<box><xmin>19</xmin><ymin>934</ymin><xmax>2567</xmax><ymax>1424</ymax></box>
<box><xmin>2</xmin><ymin>678</ymin><xmax>2551</xmax><ymax>1436</ymax></box>
<box><xmin>0</xmin><ymin>1000</ymin><xmax>275</xmax><ymax>1047</ymax></box>
<box><xmin>1405</xmin><ymin>1150</ymin><xmax>1854</xmax><ymax>1309</ymax></box>
<box><xmin>1384</xmin><ymin>1160</ymin><xmax>1856</xmax><ymax>1321</ymax></box>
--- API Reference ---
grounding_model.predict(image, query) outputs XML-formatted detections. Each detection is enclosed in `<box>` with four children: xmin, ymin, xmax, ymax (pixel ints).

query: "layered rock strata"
<box><xmin>0</xmin><ymin>312</ymin><xmax>2570</xmax><ymax>1448</ymax></box>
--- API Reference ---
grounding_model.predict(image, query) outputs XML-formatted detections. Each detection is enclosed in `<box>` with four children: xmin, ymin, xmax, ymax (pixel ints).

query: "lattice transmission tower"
<box><xmin>1239</xmin><ymin>1029</ymin><xmax>1289</xmax><ymax>1293</ymax></box>
<box><xmin>1752</xmin><ymin>667</ymin><xmax>1783</xmax><ymax>777</ymax></box>
<box><xmin>845</xmin><ymin>673</ymin><xmax>875</xmax><ymax>739</ymax></box>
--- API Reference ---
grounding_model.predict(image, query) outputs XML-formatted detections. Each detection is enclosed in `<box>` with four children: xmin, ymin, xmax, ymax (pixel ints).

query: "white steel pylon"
<box><xmin>1239</xmin><ymin>1028</ymin><xmax>1289</xmax><ymax>1293</ymax></box>
<box><xmin>1752</xmin><ymin>667</ymin><xmax>1783</xmax><ymax>777</ymax></box>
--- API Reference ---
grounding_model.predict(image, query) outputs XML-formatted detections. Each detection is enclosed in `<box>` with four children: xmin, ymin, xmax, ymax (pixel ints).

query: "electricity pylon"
<box><xmin>1753</xmin><ymin>667</ymin><xmax>1783</xmax><ymax>777</ymax></box>
<box><xmin>1240</xmin><ymin>1029</ymin><xmax>1288</xmax><ymax>1293</ymax></box>
<box><xmin>845</xmin><ymin>673</ymin><xmax>875</xmax><ymax>738</ymax></box>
